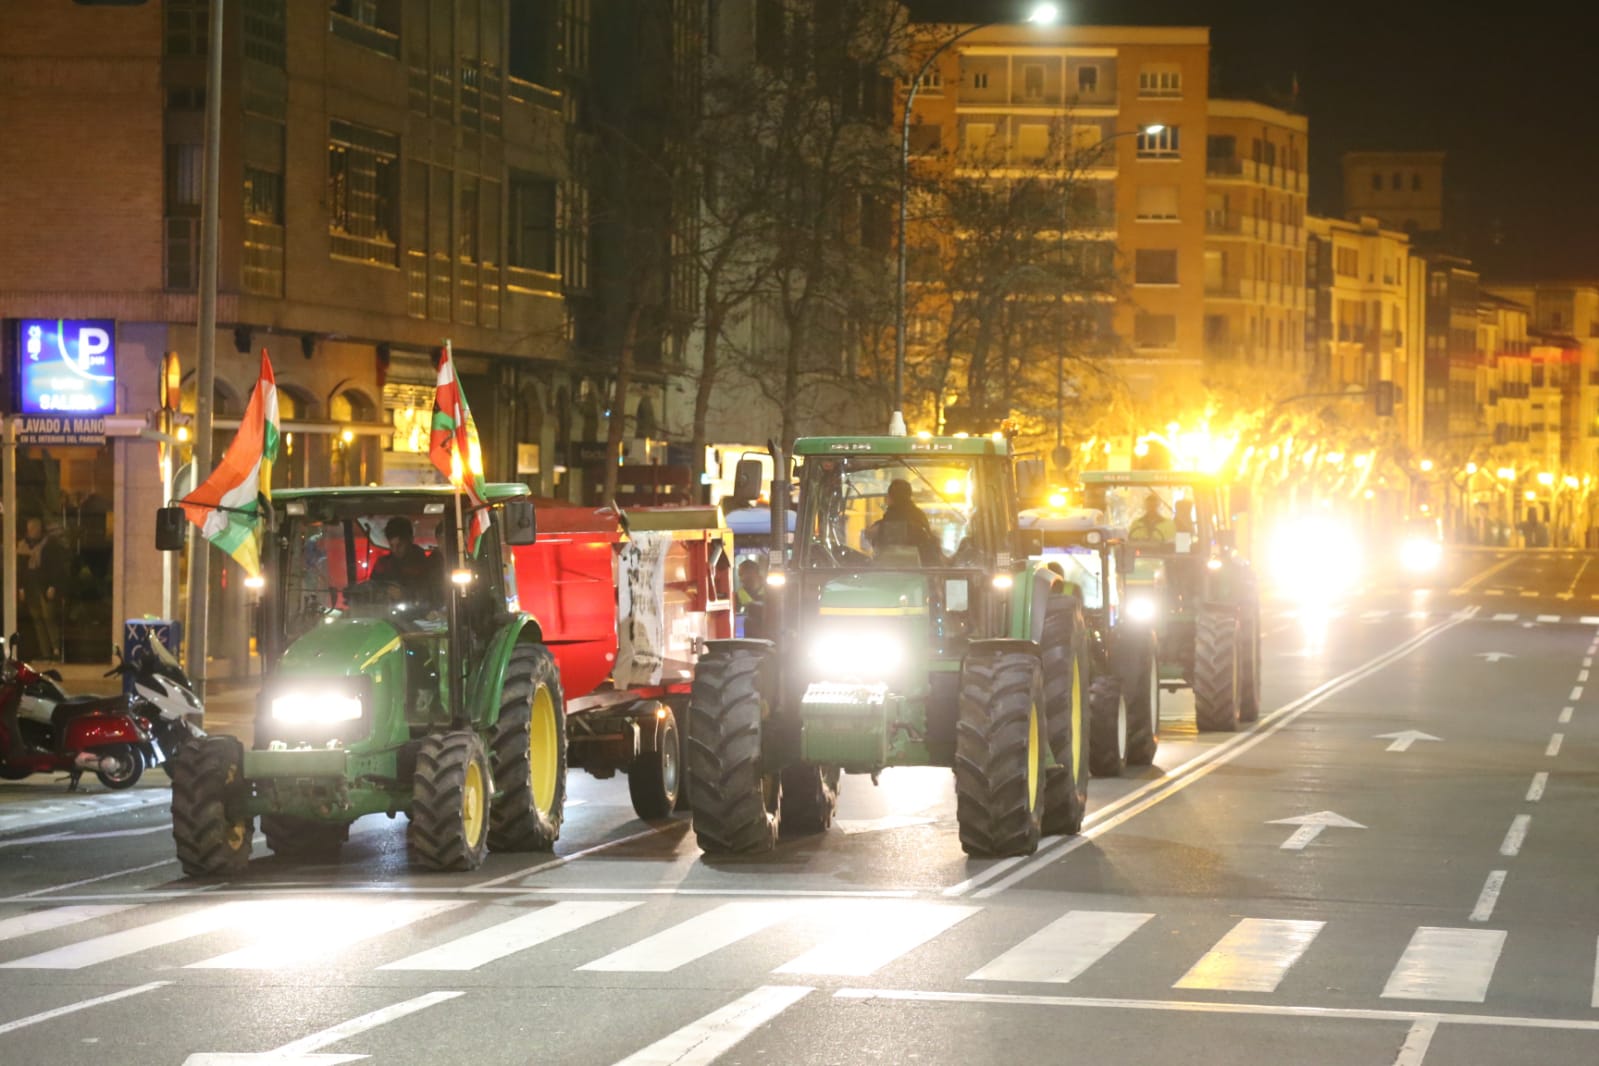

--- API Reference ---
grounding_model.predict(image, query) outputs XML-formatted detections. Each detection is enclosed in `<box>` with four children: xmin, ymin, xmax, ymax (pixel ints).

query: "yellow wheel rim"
<box><xmin>1071</xmin><ymin>658</ymin><xmax>1083</xmax><ymax>780</ymax></box>
<box><xmin>1026</xmin><ymin>702</ymin><xmax>1040</xmax><ymax>811</ymax></box>
<box><xmin>530</xmin><ymin>685</ymin><xmax>558</xmax><ymax>815</ymax></box>
<box><xmin>463</xmin><ymin>760</ymin><xmax>486</xmax><ymax>844</ymax></box>
<box><xmin>226</xmin><ymin>821</ymin><xmax>247</xmax><ymax>850</ymax></box>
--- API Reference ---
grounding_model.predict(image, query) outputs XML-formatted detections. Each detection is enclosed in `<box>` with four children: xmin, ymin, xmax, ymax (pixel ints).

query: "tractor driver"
<box><xmin>866</xmin><ymin>478</ymin><xmax>942</xmax><ymax>566</ymax></box>
<box><xmin>369</xmin><ymin>516</ymin><xmax>441</xmax><ymax>607</ymax></box>
<box><xmin>1128</xmin><ymin>491</ymin><xmax>1176</xmax><ymax>545</ymax></box>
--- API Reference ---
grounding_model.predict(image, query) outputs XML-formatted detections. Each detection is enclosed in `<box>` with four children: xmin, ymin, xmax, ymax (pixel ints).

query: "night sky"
<box><xmin>912</xmin><ymin>1</ymin><xmax>1599</xmax><ymax>281</ymax></box>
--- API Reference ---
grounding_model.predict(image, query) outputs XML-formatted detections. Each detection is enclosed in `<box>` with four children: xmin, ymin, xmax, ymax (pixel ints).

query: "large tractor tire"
<box><xmin>629</xmin><ymin>703</ymin><xmax>682</xmax><ymax>821</ymax></box>
<box><xmin>780</xmin><ymin>764</ymin><xmax>840</xmax><ymax>836</ymax></box>
<box><xmin>688</xmin><ymin>646</ymin><xmax>781</xmax><ymax>854</ymax></box>
<box><xmin>488</xmin><ymin>644</ymin><xmax>566</xmax><ymax>851</ymax></box>
<box><xmin>171</xmin><ymin>735</ymin><xmax>253</xmax><ymax>878</ymax></box>
<box><xmin>408</xmin><ymin>731</ymin><xmax>493</xmax><ymax>871</ymax></box>
<box><xmin>1040</xmin><ymin>598</ymin><xmax>1089</xmax><ymax>837</ymax></box>
<box><xmin>1087</xmin><ymin>674</ymin><xmax>1127</xmax><ymax>778</ymax></box>
<box><xmin>1119</xmin><ymin>632</ymin><xmax>1160</xmax><ymax>766</ymax></box>
<box><xmin>956</xmin><ymin>649</ymin><xmax>1046</xmax><ymax>856</ymax></box>
<box><xmin>1193</xmin><ymin>606</ymin><xmax>1240</xmax><ymax>732</ymax></box>
<box><xmin>1237</xmin><ymin>602</ymin><xmax>1262</xmax><ymax>723</ymax></box>
<box><xmin>261</xmin><ymin>814</ymin><xmax>350</xmax><ymax>860</ymax></box>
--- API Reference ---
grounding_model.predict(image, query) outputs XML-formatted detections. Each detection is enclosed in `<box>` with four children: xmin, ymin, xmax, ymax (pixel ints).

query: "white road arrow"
<box><xmin>1476</xmin><ymin>651</ymin><xmax>1515</xmax><ymax>662</ymax></box>
<box><xmin>182</xmin><ymin>991</ymin><xmax>461</xmax><ymax>1066</ymax></box>
<box><xmin>1376</xmin><ymin>730</ymin><xmax>1442</xmax><ymax>753</ymax></box>
<box><xmin>1267</xmin><ymin>811</ymin><xmax>1366</xmax><ymax>850</ymax></box>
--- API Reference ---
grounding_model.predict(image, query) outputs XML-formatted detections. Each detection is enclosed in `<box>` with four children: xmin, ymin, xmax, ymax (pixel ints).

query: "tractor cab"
<box><xmin>1019</xmin><ymin>506</ymin><xmax>1131</xmax><ymax>630</ymax></box>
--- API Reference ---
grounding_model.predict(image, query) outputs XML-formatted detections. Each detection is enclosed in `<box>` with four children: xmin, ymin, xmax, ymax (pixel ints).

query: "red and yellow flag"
<box><xmin>181</xmin><ymin>350</ymin><xmax>280</xmax><ymax>577</ymax></box>
<box><xmin>429</xmin><ymin>340</ymin><xmax>491</xmax><ymax>550</ymax></box>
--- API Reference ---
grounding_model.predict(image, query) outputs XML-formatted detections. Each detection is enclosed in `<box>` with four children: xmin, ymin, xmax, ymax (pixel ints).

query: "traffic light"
<box><xmin>1373</xmin><ymin>380</ymin><xmax>1395</xmax><ymax>418</ymax></box>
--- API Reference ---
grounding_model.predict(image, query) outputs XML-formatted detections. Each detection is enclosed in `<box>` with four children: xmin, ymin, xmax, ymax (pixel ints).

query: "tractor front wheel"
<box><xmin>408</xmin><ymin>731</ymin><xmax>492</xmax><ymax>871</ymax></box>
<box><xmin>171</xmin><ymin>736</ymin><xmax>253</xmax><ymax>878</ymax></box>
<box><xmin>261</xmin><ymin>815</ymin><xmax>350</xmax><ymax>860</ymax></box>
<box><xmin>1087</xmin><ymin>674</ymin><xmax>1127</xmax><ymax>778</ymax></box>
<box><xmin>488</xmin><ymin>644</ymin><xmax>567</xmax><ymax>852</ymax></box>
<box><xmin>780</xmin><ymin>764</ymin><xmax>840</xmax><ymax>836</ymax></box>
<box><xmin>629</xmin><ymin>703</ymin><xmax>682</xmax><ymax>821</ymax></box>
<box><xmin>1040</xmin><ymin>598</ymin><xmax>1089</xmax><ymax>837</ymax></box>
<box><xmin>1120</xmin><ymin>633</ymin><xmax>1160</xmax><ymax>766</ymax></box>
<box><xmin>956</xmin><ymin>649</ymin><xmax>1045</xmax><ymax>856</ymax></box>
<box><xmin>688</xmin><ymin>647</ymin><xmax>781</xmax><ymax>854</ymax></box>
<box><xmin>1193</xmin><ymin>606</ymin><xmax>1240</xmax><ymax>732</ymax></box>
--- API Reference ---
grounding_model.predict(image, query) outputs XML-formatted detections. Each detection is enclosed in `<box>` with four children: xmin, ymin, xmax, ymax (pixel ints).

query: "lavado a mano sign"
<box><xmin>15</xmin><ymin>414</ymin><xmax>106</xmax><ymax>445</ymax></box>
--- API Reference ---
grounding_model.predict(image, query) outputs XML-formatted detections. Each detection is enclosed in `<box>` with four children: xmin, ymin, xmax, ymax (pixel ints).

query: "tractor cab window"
<box><xmin>1092</xmin><ymin>484</ymin><xmax>1195</xmax><ymax>552</ymax></box>
<box><xmin>1043</xmin><ymin>546</ymin><xmax>1104</xmax><ymax>608</ymax></box>
<box><xmin>799</xmin><ymin>457</ymin><xmax>983</xmax><ymax>569</ymax></box>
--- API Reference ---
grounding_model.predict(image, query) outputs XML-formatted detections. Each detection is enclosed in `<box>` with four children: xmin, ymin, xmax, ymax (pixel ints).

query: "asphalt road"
<box><xmin>2</xmin><ymin>546</ymin><xmax>1598</xmax><ymax>1065</ymax></box>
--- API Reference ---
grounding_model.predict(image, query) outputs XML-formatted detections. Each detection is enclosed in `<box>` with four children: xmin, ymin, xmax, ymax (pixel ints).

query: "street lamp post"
<box><xmin>893</xmin><ymin>5</ymin><xmax>1059</xmax><ymax>436</ymax></box>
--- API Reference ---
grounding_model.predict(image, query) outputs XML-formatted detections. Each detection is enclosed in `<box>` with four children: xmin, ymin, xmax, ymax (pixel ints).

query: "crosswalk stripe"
<box><xmin>613</xmin><ymin>986</ymin><xmax>813</xmax><ymax>1066</ymax></box>
<box><xmin>1174</xmin><ymin>918</ymin><xmax>1324</xmax><ymax>992</ymax></box>
<box><xmin>186</xmin><ymin>899</ymin><xmax>467</xmax><ymax>970</ymax></box>
<box><xmin>578</xmin><ymin>901</ymin><xmax>795</xmax><ymax>973</ymax></box>
<box><xmin>1492</xmin><ymin>613</ymin><xmax>1518</xmax><ymax>622</ymax></box>
<box><xmin>968</xmin><ymin>910</ymin><xmax>1153</xmax><ymax>984</ymax></box>
<box><xmin>774</xmin><ymin>901</ymin><xmax>977</xmax><ymax>977</ymax></box>
<box><xmin>379</xmin><ymin>901</ymin><xmax>639</xmax><ymax>971</ymax></box>
<box><xmin>1382</xmin><ymin>927</ymin><xmax>1505</xmax><ymax>1002</ymax></box>
<box><xmin>1539</xmin><ymin>615</ymin><xmax>1562</xmax><ymax>623</ymax></box>
<box><xmin>0</xmin><ymin>902</ymin><xmax>250</xmax><ymax>970</ymax></box>
<box><xmin>0</xmin><ymin>905</ymin><xmax>137</xmax><ymax>945</ymax></box>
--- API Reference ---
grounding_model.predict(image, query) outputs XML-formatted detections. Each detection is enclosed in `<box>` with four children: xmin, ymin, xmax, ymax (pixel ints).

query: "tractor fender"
<box><xmin>466</xmin><ymin>613</ymin><xmax>546</xmax><ymax>730</ymax></box>
<box><xmin>1024</xmin><ymin>566</ymin><xmax>1065</xmax><ymax>644</ymax></box>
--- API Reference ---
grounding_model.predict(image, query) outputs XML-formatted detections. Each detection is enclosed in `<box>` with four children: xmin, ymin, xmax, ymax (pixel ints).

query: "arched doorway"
<box><xmin>273</xmin><ymin>386</ymin><xmax>316</xmax><ymax>489</ymax></box>
<box><xmin>330</xmin><ymin>388</ymin><xmax>380</xmax><ymax>486</ymax></box>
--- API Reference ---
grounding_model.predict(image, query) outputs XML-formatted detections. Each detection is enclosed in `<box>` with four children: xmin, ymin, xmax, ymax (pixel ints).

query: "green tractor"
<box><xmin>689</xmin><ymin>434</ymin><xmax>1092</xmax><ymax>858</ymax></box>
<box><xmin>1078</xmin><ymin>470</ymin><xmax>1260</xmax><ymax>732</ymax></box>
<box><xmin>1018</xmin><ymin>507</ymin><xmax>1160</xmax><ymax>775</ymax></box>
<box><xmin>156</xmin><ymin>485</ymin><xmax>559</xmax><ymax>875</ymax></box>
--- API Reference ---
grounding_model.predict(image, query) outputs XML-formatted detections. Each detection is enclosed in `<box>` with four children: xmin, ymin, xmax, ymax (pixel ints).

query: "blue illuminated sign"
<box><xmin>17</xmin><ymin>318</ymin><xmax>117</xmax><ymax>416</ymax></box>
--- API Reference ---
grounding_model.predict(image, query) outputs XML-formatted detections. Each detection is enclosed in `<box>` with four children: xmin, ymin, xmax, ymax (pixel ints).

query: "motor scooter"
<box><xmin>0</xmin><ymin>635</ymin><xmax>163</xmax><ymax>790</ymax></box>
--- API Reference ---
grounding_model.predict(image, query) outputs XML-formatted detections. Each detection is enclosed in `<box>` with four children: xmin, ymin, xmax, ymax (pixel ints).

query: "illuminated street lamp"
<box><xmin>1497</xmin><ymin>467</ymin><xmax>1516</xmax><ymax>480</ymax></box>
<box><xmin>1537</xmin><ymin>471</ymin><xmax>1555</xmax><ymax>487</ymax></box>
<box><xmin>1419</xmin><ymin>458</ymin><xmax>1434</xmax><ymax>472</ymax></box>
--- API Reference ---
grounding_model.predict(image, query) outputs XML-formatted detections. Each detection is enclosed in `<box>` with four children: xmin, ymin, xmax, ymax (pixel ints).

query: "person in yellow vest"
<box><xmin>1128</xmin><ymin>492</ymin><xmax>1176</xmax><ymax>545</ymax></box>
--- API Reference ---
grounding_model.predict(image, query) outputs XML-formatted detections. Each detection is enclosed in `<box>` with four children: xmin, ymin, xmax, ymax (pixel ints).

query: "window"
<box><xmin>1138</xmin><ymin>65</ymin><xmax>1181</xmax><ymax>97</ymax></box>
<box><xmin>1134</xmin><ymin>312</ymin><xmax>1178</xmax><ymax>349</ymax></box>
<box><xmin>1136</xmin><ymin>124</ymin><xmax>1179</xmax><ymax>158</ymax></box>
<box><xmin>971</xmin><ymin>71</ymin><xmax>989</xmax><ymax>90</ymax></box>
<box><xmin>1136</xmin><ymin>185</ymin><xmax>1179</xmax><ymax>221</ymax></box>
<box><xmin>458</xmin><ymin>176</ymin><xmax>479</xmax><ymax>262</ymax></box>
<box><xmin>1077</xmin><ymin>66</ymin><xmax>1098</xmax><ymax>94</ymax></box>
<box><xmin>1022</xmin><ymin>64</ymin><xmax>1045</xmax><ymax>99</ymax></box>
<box><xmin>1335</xmin><ymin>247</ymin><xmax>1359</xmax><ymax>277</ymax></box>
<box><xmin>509</xmin><ymin>0</ymin><xmax>557</xmax><ymax>86</ymax></box>
<box><xmin>242</xmin><ymin>0</ymin><xmax>287</xmax><ymax>67</ymax></box>
<box><xmin>327</xmin><ymin>119</ymin><xmax>399</xmax><ymax>264</ymax></box>
<box><xmin>1412</xmin><ymin>173</ymin><xmax>1422</xmax><ymax>191</ymax></box>
<box><xmin>1391</xmin><ymin>171</ymin><xmax>1402</xmax><ymax>190</ymax></box>
<box><xmin>1371</xmin><ymin>172</ymin><xmax>1382</xmax><ymax>190</ymax></box>
<box><xmin>963</xmin><ymin>123</ymin><xmax>995</xmax><ymax>156</ymax></box>
<box><xmin>166</xmin><ymin>144</ymin><xmax>203</xmax><ymax>210</ymax></box>
<box><xmin>330</xmin><ymin>0</ymin><xmax>399</xmax><ymax>57</ymax></box>
<box><xmin>165</xmin><ymin>0</ymin><xmax>209</xmax><ymax>56</ymax></box>
<box><xmin>1135</xmin><ymin>249</ymin><xmax>1178</xmax><ymax>285</ymax></box>
<box><xmin>1070</xmin><ymin>124</ymin><xmax>1102</xmax><ymax>153</ymax></box>
<box><xmin>1015</xmin><ymin>124</ymin><xmax>1050</xmax><ymax>161</ymax></box>
<box><xmin>242</xmin><ymin>115</ymin><xmax>285</xmax><ymax>297</ymax></box>
<box><xmin>508</xmin><ymin>170</ymin><xmax>557</xmax><ymax>273</ymax></box>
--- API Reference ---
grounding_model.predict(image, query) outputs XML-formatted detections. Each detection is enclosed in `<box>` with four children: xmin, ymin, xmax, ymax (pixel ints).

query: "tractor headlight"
<box><xmin>271</xmin><ymin>692</ymin><xmax>363</xmax><ymax>724</ymax></box>
<box><xmin>809</xmin><ymin>629</ymin><xmax>905</xmax><ymax>679</ymax></box>
<box><xmin>1399</xmin><ymin>536</ymin><xmax>1442</xmax><ymax>574</ymax></box>
<box><xmin>1125</xmin><ymin>595</ymin><xmax>1158</xmax><ymax>623</ymax></box>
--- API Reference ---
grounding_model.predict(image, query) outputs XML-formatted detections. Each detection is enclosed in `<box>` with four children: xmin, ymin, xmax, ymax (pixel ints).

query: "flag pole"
<box><xmin>444</xmin><ymin>340</ymin><xmax>468</xmax><ymax>728</ymax></box>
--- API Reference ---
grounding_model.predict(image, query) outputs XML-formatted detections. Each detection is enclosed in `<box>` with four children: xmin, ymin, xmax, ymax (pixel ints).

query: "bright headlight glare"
<box><xmin>1126</xmin><ymin>596</ymin><xmax>1157</xmax><ymax>623</ymax></box>
<box><xmin>1399</xmin><ymin>537</ymin><xmax>1442</xmax><ymax>573</ymax></box>
<box><xmin>810</xmin><ymin>630</ymin><xmax>904</xmax><ymax>676</ymax></box>
<box><xmin>271</xmin><ymin>693</ymin><xmax>362</xmax><ymax>724</ymax></box>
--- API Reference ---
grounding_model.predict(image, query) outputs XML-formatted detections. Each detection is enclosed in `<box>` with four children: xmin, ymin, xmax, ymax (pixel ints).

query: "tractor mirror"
<box><xmin>1014</xmin><ymin>458</ymin><xmax>1046</xmax><ymax>505</ymax></box>
<box><xmin>502</xmin><ymin>498</ymin><xmax>538</xmax><ymax>546</ymax></box>
<box><xmin>155</xmin><ymin>507</ymin><xmax>187</xmax><ymax>551</ymax></box>
<box><xmin>733</xmin><ymin>457</ymin><xmax>764</xmax><ymax>502</ymax></box>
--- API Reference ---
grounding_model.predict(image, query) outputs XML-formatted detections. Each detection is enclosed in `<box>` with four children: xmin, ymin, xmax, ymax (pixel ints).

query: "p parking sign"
<box><xmin>17</xmin><ymin>318</ymin><xmax>117</xmax><ymax>417</ymax></box>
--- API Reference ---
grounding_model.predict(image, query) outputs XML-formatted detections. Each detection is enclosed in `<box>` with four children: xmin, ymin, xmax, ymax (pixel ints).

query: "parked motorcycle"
<box><xmin>0</xmin><ymin>635</ymin><xmax>163</xmax><ymax>790</ymax></box>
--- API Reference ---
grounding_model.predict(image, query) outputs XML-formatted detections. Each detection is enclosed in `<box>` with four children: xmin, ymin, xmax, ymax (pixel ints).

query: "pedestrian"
<box><xmin>737</xmin><ymin>558</ymin><xmax>766</xmax><ymax>639</ymax></box>
<box><xmin>17</xmin><ymin>517</ymin><xmax>67</xmax><ymax>661</ymax></box>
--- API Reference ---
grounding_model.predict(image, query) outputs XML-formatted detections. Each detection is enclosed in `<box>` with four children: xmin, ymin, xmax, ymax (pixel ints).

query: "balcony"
<box><xmin>1205</xmin><ymin>279</ymin><xmax>1242</xmax><ymax>297</ymax></box>
<box><xmin>1207</xmin><ymin>156</ymin><xmax>1245</xmax><ymax>178</ymax></box>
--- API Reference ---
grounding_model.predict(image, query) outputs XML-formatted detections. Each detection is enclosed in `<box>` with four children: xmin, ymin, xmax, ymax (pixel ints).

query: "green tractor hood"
<box><xmin>262</xmin><ymin>616</ymin><xmax>413</xmax><ymax>751</ymax></box>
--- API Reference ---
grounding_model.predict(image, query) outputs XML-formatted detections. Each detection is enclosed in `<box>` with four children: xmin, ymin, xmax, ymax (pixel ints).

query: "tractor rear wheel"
<box><xmin>1237</xmin><ymin>602</ymin><xmax>1262</xmax><ymax>723</ymax></box>
<box><xmin>261</xmin><ymin>814</ymin><xmax>350</xmax><ymax>860</ymax></box>
<box><xmin>1120</xmin><ymin>633</ymin><xmax>1160</xmax><ymax>766</ymax></box>
<box><xmin>629</xmin><ymin>703</ymin><xmax>682</xmax><ymax>821</ymax></box>
<box><xmin>779</xmin><ymin>764</ymin><xmax>840</xmax><ymax>836</ymax></box>
<box><xmin>408</xmin><ymin>731</ymin><xmax>492</xmax><ymax>871</ymax></box>
<box><xmin>1040</xmin><ymin>598</ymin><xmax>1088</xmax><ymax>837</ymax></box>
<box><xmin>171</xmin><ymin>736</ymin><xmax>253</xmax><ymax>878</ymax></box>
<box><xmin>1193</xmin><ymin>606</ymin><xmax>1240</xmax><ymax>732</ymax></box>
<box><xmin>956</xmin><ymin>649</ymin><xmax>1045</xmax><ymax>856</ymax></box>
<box><xmin>688</xmin><ymin>646</ymin><xmax>781</xmax><ymax>854</ymax></box>
<box><xmin>1087</xmin><ymin>674</ymin><xmax>1127</xmax><ymax>778</ymax></box>
<box><xmin>488</xmin><ymin>644</ymin><xmax>566</xmax><ymax>852</ymax></box>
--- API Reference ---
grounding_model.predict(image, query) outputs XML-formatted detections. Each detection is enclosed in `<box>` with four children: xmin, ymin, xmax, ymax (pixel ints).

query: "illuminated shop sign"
<box><xmin>17</xmin><ymin>318</ymin><xmax>117</xmax><ymax>416</ymax></box>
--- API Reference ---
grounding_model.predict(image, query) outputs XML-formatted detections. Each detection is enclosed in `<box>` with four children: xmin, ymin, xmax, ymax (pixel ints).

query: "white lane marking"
<box><xmin>0</xmin><ymin>904</ymin><xmax>136</xmax><ymax>944</ymax></box>
<box><xmin>964</xmin><ymin>615</ymin><xmax>1469</xmax><ymax>899</ymax></box>
<box><xmin>2</xmin><ymin>858</ymin><xmax>176</xmax><ymax>901</ymax></box>
<box><xmin>1592</xmin><ymin>937</ymin><xmax>1599</xmax><ymax>1008</ymax></box>
<box><xmin>1491</xmin><ymin>613</ymin><xmax>1518</xmax><ymax>622</ymax></box>
<box><xmin>612</xmin><ymin>985</ymin><xmax>813</xmax><ymax>1066</ymax></box>
<box><xmin>1527</xmin><ymin>772</ymin><xmax>1549</xmax><ymax>801</ymax></box>
<box><xmin>187</xmin><ymin>899</ymin><xmax>467</xmax><ymax>969</ymax></box>
<box><xmin>465</xmin><ymin>824</ymin><xmax>673</xmax><ymax>890</ymax></box>
<box><xmin>1382</xmin><ymin>927</ymin><xmax>1506</xmax><ymax>1002</ymax></box>
<box><xmin>1560</xmin><ymin>706</ymin><xmax>1574</xmax><ymax>723</ymax></box>
<box><xmin>1452</xmin><ymin>554</ymin><xmax>1521</xmax><ymax>594</ymax></box>
<box><xmin>1499</xmin><ymin>815</ymin><xmax>1531</xmax><ymax>857</ymax></box>
<box><xmin>1563</xmin><ymin>557</ymin><xmax>1594</xmax><ymax>601</ymax></box>
<box><xmin>1470</xmin><ymin>872</ymin><xmax>1507</xmax><ymax>922</ymax></box>
<box><xmin>1571</xmin><ymin>686</ymin><xmax>1584</xmax><ymax>701</ymax></box>
<box><xmin>578</xmin><ymin>901</ymin><xmax>794</xmax><ymax>972</ymax></box>
<box><xmin>1173</xmin><ymin>918</ymin><xmax>1324</xmax><ymax>993</ymax></box>
<box><xmin>1485</xmin><ymin>589</ymin><xmax>1505</xmax><ymax>597</ymax></box>
<box><xmin>270</xmin><ymin>991</ymin><xmax>463</xmax><ymax>1056</ymax></box>
<box><xmin>834</xmin><ymin>986</ymin><xmax>1599</xmax><ymax>1031</ymax></box>
<box><xmin>1539</xmin><ymin>614</ymin><xmax>1562</xmax><ymax>623</ymax></box>
<box><xmin>775</xmin><ymin>901</ymin><xmax>976</xmax><ymax>977</ymax></box>
<box><xmin>1521</xmin><ymin>591</ymin><xmax>1538</xmax><ymax>599</ymax></box>
<box><xmin>1547</xmin><ymin>734</ymin><xmax>1565</xmax><ymax>757</ymax></box>
<box><xmin>1</xmin><ymin>901</ymin><xmax>250</xmax><ymax>969</ymax></box>
<box><xmin>1582</xmin><ymin>670</ymin><xmax>1591</xmax><ymax>683</ymax></box>
<box><xmin>968</xmin><ymin>910</ymin><xmax>1152</xmax><ymax>984</ymax></box>
<box><xmin>379</xmin><ymin>900</ymin><xmax>639</xmax><ymax>971</ymax></box>
<box><xmin>0</xmin><ymin>981</ymin><xmax>170</xmax><ymax>1036</ymax></box>
<box><xmin>1393</xmin><ymin>1019</ymin><xmax>1439</xmax><ymax>1066</ymax></box>
<box><xmin>1476</xmin><ymin>652</ymin><xmax>1513</xmax><ymax>662</ymax></box>
<box><xmin>1586</xmin><ymin>658</ymin><xmax>1594</xmax><ymax>669</ymax></box>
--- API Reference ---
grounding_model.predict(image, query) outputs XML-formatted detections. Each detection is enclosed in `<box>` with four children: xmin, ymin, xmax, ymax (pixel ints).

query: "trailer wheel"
<box><xmin>1121</xmin><ymin>632</ymin><xmax>1160</xmax><ymax>766</ymax></box>
<box><xmin>1040</xmin><ymin>598</ymin><xmax>1088</xmax><ymax>837</ymax></box>
<box><xmin>488</xmin><ymin>644</ymin><xmax>566</xmax><ymax>852</ymax></box>
<box><xmin>629</xmin><ymin>704</ymin><xmax>682</xmax><ymax>821</ymax></box>
<box><xmin>1193</xmin><ymin>606</ymin><xmax>1240</xmax><ymax>732</ymax></box>
<box><xmin>408</xmin><ymin>731</ymin><xmax>492</xmax><ymax>872</ymax></box>
<box><xmin>779</xmin><ymin>764</ymin><xmax>840</xmax><ymax>836</ymax></box>
<box><xmin>956</xmin><ymin>649</ymin><xmax>1045</xmax><ymax>857</ymax></box>
<box><xmin>171</xmin><ymin>736</ymin><xmax>253</xmax><ymax>878</ymax></box>
<box><xmin>688</xmin><ymin>645</ymin><xmax>781</xmax><ymax>854</ymax></box>
<box><xmin>261</xmin><ymin>814</ymin><xmax>350</xmax><ymax>860</ymax></box>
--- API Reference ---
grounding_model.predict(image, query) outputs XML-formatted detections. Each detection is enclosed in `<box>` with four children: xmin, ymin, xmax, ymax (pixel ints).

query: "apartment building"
<box><xmin>1202</xmin><ymin>99</ymin><xmax>1308</xmax><ymax>378</ymax></box>
<box><xmin>1484</xmin><ymin>284</ymin><xmax>1599</xmax><ymax>479</ymax></box>
<box><xmin>1305</xmin><ymin>215</ymin><xmax>1411</xmax><ymax>410</ymax></box>
<box><xmin>1477</xmin><ymin>293</ymin><xmax>1534</xmax><ymax>465</ymax></box>
<box><xmin>1342</xmin><ymin>150</ymin><xmax>1446</xmax><ymax>235</ymax></box>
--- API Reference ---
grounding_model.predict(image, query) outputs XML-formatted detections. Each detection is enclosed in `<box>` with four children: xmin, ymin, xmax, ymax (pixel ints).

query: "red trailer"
<box><xmin>512</xmin><ymin>501</ymin><xmax>734</xmax><ymax>819</ymax></box>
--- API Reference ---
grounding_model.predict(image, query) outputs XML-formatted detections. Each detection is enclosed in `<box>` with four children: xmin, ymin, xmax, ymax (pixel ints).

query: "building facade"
<box><xmin>1342</xmin><ymin>150</ymin><xmax>1446</xmax><ymax>235</ymax></box>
